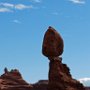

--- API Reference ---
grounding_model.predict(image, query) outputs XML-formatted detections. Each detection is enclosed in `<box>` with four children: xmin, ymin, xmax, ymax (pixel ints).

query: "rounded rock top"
<box><xmin>42</xmin><ymin>26</ymin><xmax>64</xmax><ymax>57</ymax></box>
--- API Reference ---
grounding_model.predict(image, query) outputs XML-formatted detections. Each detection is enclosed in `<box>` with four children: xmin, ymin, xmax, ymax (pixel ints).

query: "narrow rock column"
<box><xmin>48</xmin><ymin>57</ymin><xmax>65</xmax><ymax>90</ymax></box>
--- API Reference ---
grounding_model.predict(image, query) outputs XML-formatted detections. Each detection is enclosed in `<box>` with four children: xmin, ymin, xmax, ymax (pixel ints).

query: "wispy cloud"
<box><xmin>69</xmin><ymin>0</ymin><xmax>85</xmax><ymax>4</ymax></box>
<box><xmin>15</xmin><ymin>4</ymin><xmax>33</xmax><ymax>10</ymax></box>
<box><xmin>13</xmin><ymin>20</ymin><xmax>21</xmax><ymax>24</ymax></box>
<box><xmin>0</xmin><ymin>8</ymin><xmax>12</xmax><ymax>12</ymax></box>
<box><xmin>0</xmin><ymin>3</ymin><xmax>14</xmax><ymax>8</ymax></box>
<box><xmin>0</xmin><ymin>3</ymin><xmax>34</xmax><ymax>12</ymax></box>
<box><xmin>78</xmin><ymin>78</ymin><xmax>90</xmax><ymax>86</ymax></box>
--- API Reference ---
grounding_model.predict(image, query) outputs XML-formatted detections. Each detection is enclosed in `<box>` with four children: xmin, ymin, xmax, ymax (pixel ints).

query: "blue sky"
<box><xmin>0</xmin><ymin>0</ymin><xmax>90</xmax><ymax>86</ymax></box>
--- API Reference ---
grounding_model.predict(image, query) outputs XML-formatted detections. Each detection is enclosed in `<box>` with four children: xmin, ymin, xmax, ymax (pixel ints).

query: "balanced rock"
<box><xmin>42</xmin><ymin>26</ymin><xmax>64</xmax><ymax>57</ymax></box>
<box><xmin>42</xmin><ymin>27</ymin><xmax>85</xmax><ymax>90</ymax></box>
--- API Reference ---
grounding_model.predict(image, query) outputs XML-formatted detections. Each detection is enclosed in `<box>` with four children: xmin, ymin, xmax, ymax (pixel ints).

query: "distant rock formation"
<box><xmin>0</xmin><ymin>68</ymin><xmax>32</xmax><ymax>90</ymax></box>
<box><xmin>42</xmin><ymin>26</ymin><xmax>85</xmax><ymax>90</ymax></box>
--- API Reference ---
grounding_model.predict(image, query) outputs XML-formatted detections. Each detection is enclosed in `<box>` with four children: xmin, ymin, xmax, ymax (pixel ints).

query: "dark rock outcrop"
<box><xmin>85</xmin><ymin>87</ymin><xmax>90</xmax><ymax>90</ymax></box>
<box><xmin>0</xmin><ymin>68</ymin><xmax>32</xmax><ymax>90</ymax></box>
<box><xmin>32</xmin><ymin>80</ymin><xmax>48</xmax><ymax>90</ymax></box>
<box><xmin>42</xmin><ymin>26</ymin><xmax>64</xmax><ymax>57</ymax></box>
<box><xmin>48</xmin><ymin>57</ymin><xmax>85</xmax><ymax>90</ymax></box>
<box><xmin>42</xmin><ymin>26</ymin><xmax>85</xmax><ymax>90</ymax></box>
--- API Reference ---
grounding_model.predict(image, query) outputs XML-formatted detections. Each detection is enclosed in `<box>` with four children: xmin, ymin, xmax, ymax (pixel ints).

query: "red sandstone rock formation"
<box><xmin>0</xmin><ymin>26</ymin><xmax>86</xmax><ymax>90</ymax></box>
<box><xmin>42</xmin><ymin>26</ymin><xmax>64</xmax><ymax>57</ymax></box>
<box><xmin>0</xmin><ymin>68</ymin><xmax>32</xmax><ymax>90</ymax></box>
<box><xmin>48</xmin><ymin>57</ymin><xmax>85</xmax><ymax>90</ymax></box>
<box><xmin>42</xmin><ymin>26</ymin><xmax>85</xmax><ymax>90</ymax></box>
<box><xmin>32</xmin><ymin>80</ymin><xmax>48</xmax><ymax>90</ymax></box>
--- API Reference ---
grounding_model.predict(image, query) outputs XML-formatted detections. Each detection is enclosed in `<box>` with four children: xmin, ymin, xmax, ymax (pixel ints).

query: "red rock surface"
<box><xmin>42</xmin><ymin>26</ymin><xmax>64</xmax><ymax>57</ymax></box>
<box><xmin>42</xmin><ymin>27</ymin><xmax>85</xmax><ymax>90</ymax></box>
<box><xmin>48</xmin><ymin>57</ymin><xmax>85</xmax><ymax>90</ymax></box>
<box><xmin>0</xmin><ymin>68</ymin><xmax>32</xmax><ymax>90</ymax></box>
<box><xmin>32</xmin><ymin>80</ymin><xmax>48</xmax><ymax>90</ymax></box>
<box><xmin>32</xmin><ymin>80</ymin><xmax>88</xmax><ymax>90</ymax></box>
<box><xmin>0</xmin><ymin>26</ymin><xmax>86</xmax><ymax>90</ymax></box>
<box><xmin>85</xmin><ymin>87</ymin><xmax>90</xmax><ymax>90</ymax></box>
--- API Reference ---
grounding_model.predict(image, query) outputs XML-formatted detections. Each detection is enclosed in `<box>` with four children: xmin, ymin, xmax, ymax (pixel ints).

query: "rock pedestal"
<box><xmin>42</xmin><ymin>26</ymin><xmax>85</xmax><ymax>90</ymax></box>
<box><xmin>48</xmin><ymin>57</ymin><xmax>85</xmax><ymax>90</ymax></box>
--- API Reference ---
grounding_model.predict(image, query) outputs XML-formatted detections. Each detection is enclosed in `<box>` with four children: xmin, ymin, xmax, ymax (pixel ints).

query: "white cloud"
<box><xmin>13</xmin><ymin>20</ymin><xmax>21</xmax><ymax>24</ymax></box>
<box><xmin>0</xmin><ymin>2</ymin><xmax>34</xmax><ymax>12</ymax></box>
<box><xmin>78</xmin><ymin>78</ymin><xmax>90</xmax><ymax>86</ymax></box>
<box><xmin>69</xmin><ymin>0</ymin><xmax>85</xmax><ymax>4</ymax></box>
<box><xmin>15</xmin><ymin>4</ymin><xmax>33</xmax><ymax>10</ymax></box>
<box><xmin>0</xmin><ymin>8</ymin><xmax>12</xmax><ymax>12</ymax></box>
<box><xmin>0</xmin><ymin>3</ymin><xmax>14</xmax><ymax>8</ymax></box>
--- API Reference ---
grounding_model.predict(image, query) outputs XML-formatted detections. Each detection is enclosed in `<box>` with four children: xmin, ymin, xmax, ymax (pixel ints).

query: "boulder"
<box><xmin>42</xmin><ymin>26</ymin><xmax>64</xmax><ymax>57</ymax></box>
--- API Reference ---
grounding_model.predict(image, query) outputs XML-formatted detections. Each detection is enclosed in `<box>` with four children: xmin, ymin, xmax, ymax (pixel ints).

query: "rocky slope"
<box><xmin>33</xmin><ymin>80</ymin><xmax>89</xmax><ymax>90</ymax></box>
<box><xmin>0</xmin><ymin>68</ymin><xmax>32</xmax><ymax>90</ymax></box>
<box><xmin>0</xmin><ymin>68</ymin><xmax>88</xmax><ymax>90</ymax></box>
<box><xmin>32</xmin><ymin>80</ymin><xmax>48</xmax><ymax>90</ymax></box>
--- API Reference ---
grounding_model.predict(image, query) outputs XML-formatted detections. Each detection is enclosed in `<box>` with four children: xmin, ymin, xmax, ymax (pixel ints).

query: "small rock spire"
<box><xmin>4</xmin><ymin>67</ymin><xmax>8</xmax><ymax>74</ymax></box>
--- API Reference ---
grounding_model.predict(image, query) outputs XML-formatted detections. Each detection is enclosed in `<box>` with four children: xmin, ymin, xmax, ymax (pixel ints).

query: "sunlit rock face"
<box><xmin>32</xmin><ymin>80</ymin><xmax>48</xmax><ymax>90</ymax></box>
<box><xmin>42</xmin><ymin>26</ymin><xmax>64</xmax><ymax>57</ymax></box>
<box><xmin>47</xmin><ymin>57</ymin><xmax>85</xmax><ymax>90</ymax></box>
<box><xmin>0</xmin><ymin>68</ymin><xmax>33</xmax><ymax>90</ymax></box>
<box><xmin>42</xmin><ymin>26</ymin><xmax>85</xmax><ymax>90</ymax></box>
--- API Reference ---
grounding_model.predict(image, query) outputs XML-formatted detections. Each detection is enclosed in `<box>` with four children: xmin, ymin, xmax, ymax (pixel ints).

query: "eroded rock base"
<box><xmin>47</xmin><ymin>57</ymin><xmax>85</xmax><ymax>90</ymax></box>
